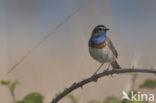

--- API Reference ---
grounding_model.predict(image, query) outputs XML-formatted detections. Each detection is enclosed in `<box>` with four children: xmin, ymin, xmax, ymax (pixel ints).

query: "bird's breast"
<box><xmin>89</xmin><ymin>40</ymin><xmax>106</xmax><ymax>49</ymax></box>
<box><xmin>89</xmin><ymin>42</ymin><xmax>116</xmax><ymax>63</ymax></box>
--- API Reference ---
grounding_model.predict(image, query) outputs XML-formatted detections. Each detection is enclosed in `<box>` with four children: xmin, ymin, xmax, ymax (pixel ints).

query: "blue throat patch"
<box><xmin>91</xmin><ymin>31</ymin><xmax>106</xmax><ymax>44</ymax></box>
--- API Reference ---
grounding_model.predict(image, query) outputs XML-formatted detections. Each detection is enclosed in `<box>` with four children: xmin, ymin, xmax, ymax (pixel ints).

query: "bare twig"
<box><xmin>51</xmin><ymin>68</ymin><xmax>156</xmax><ymax>103</ymax></box>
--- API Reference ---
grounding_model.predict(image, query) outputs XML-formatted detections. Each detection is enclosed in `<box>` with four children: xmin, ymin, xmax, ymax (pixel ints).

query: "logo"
<box><xmin>122</xmin><ymin>91</ymin><xmax>154</xmax><ymax>102</ymax></box>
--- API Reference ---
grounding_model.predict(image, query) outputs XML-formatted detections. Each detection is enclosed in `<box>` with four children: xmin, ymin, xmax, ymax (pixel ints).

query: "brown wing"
<box><xmin>105</xmin><ymin>36</ymin><xmax>118</xmax><ymax>58</ymax></box>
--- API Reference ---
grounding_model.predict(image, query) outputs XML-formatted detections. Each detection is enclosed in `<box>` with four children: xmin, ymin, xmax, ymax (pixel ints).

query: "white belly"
<box><xmin>89</xmin><ymin>45</ymin><xmax>116</xmax><ymax>63</ymax></box>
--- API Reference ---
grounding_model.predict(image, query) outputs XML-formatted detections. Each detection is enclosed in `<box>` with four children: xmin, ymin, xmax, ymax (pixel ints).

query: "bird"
<box><xmin>88</xmin><ymin>25</ymin><xmax>121</xmax><ymax>73</ymax></box>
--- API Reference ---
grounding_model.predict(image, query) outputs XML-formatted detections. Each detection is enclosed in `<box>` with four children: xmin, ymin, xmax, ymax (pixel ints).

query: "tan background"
<box><xmin>0</xmin><ymin>0</ymin><xmax>156</xmax><ymax>103</ymax></box>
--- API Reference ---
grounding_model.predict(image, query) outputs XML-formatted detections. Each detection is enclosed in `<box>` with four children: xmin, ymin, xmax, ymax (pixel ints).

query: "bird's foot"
<box><xmin>104</xmin><ymin>63</ymin><xmax>111</xmax><ymax>72</ymax></box>
<box><xmin>92</xmin><ymin>72</ymin><xmax>98</xmax><ymax>77</ymax></box>
<box><xmin>91</xmin><ymin>72</ymin><xmax>98</xmax><ymax>82</ymax></box>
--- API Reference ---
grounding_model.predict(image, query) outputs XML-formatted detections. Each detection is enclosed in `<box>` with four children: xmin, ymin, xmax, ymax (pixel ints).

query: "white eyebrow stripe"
<box><xmin>98</xmin><ymin>27</ymin><xmax>105</xmax><ymax>29</ymax></box>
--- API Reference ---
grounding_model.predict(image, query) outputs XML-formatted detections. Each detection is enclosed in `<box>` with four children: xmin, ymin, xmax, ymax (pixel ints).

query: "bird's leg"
<box><xmin>105</xmin><ymin>63</ymin><xmax>111</xmax><ymax>71</ymax></box>
<box><xmin>93</xmin><ymin>63</ymin><xmax>104</xmax><ymax>75</ymax></box>
<box><xmin>105</xmin><ymin>63</ymin><xmax>113</xmax><ymax>77</ymax></box>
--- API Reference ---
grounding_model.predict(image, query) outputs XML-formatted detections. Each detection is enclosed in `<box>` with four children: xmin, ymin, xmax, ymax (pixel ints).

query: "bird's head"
<box><xmin>91</xmin><ymin>25</ymin><xmax>109</xmax><ymax>37</ymax></box>
<box><xmin>90</xmin><ymin>25</ymin><xmax>109</xmax><ymax>44</ymax></box>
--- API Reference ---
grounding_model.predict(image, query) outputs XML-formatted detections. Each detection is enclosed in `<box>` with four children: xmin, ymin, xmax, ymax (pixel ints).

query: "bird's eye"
<box><xmin>98</xmin><ymin>28</ymin><xmax>103</xmax><ymax>32</ymax></box>
<box><xmin>98</xmin><ymin>28</ymin><xmax>102</xmax><ymax>31</ymax></box>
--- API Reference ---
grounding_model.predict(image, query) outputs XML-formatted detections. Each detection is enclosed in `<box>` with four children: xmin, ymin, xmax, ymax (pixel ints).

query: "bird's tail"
<box><xmin>111</xmin><ymin>60</ymin><xmax>121</xmax><ymax>69</ymax></box>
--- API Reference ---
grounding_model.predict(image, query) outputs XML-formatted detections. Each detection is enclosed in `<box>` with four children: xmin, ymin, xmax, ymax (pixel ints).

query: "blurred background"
<box><xmin>0</xmin><ymin>0</ymin><xmax>156</xmax><ymax>103</ymax></box>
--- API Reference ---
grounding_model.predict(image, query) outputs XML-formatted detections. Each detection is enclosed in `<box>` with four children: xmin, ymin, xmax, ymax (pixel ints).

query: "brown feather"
<box><xmin>105</xmin><ymin>36</ymin><xmax>118</xmax><ymax>58</ymax></box>
<box><xmin>89</xmin><ymin>40</ymin><xmax>106</xmax><ymax>49</ymax></box>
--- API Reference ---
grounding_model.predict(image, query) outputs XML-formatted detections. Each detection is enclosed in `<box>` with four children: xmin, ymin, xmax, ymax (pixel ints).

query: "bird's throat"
<box><xmin>91</xmin><ymin>32</ymin><xmax>106</xmax><ymax>45</ymax></box>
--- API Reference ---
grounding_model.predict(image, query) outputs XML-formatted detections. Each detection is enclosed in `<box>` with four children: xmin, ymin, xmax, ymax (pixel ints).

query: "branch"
<box><xmin>50</xmin><ymin>68</ymin><xmax>156</xmax><ymax>103</ymax></box>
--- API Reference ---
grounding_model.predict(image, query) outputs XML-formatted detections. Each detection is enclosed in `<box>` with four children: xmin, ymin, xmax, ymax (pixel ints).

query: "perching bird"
<box><xmin>89</xmin><ymin>25</ymin><xmax>121</xmax><ymax>73</ymax></box>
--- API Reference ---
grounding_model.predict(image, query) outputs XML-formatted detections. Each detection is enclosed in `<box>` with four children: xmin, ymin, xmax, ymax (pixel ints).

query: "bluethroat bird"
<box><xmin>89</xmin><ymin>25</ymin><xmax>121</xmax><ymax>74</ymax></box>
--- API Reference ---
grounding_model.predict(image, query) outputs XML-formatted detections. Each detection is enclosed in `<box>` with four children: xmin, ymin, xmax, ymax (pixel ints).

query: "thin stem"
<box><xmin>130</xmin><ymin>73</ymin><xmax>137</xmax><ymax>91</ymax></box>
<box><xmin>11</xmin><ymin>92</ymin><xmax>16</xmax><ymax>101</ymax></box>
